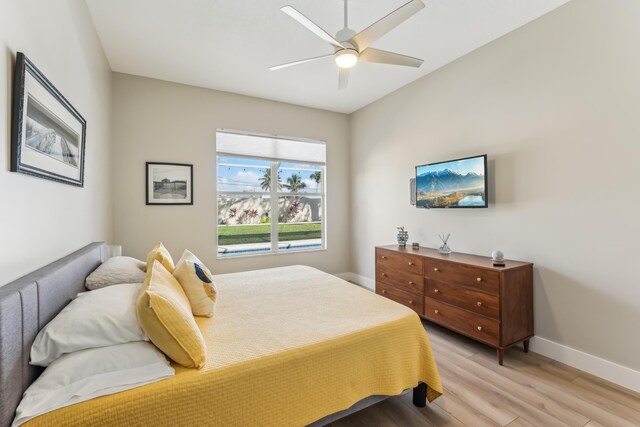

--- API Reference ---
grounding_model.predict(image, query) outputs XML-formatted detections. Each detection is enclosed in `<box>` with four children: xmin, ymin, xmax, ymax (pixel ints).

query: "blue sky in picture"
<box><xmin>417</xmin><ymin>156</ymin><xmax>485</xmax><ymax>176</ymax></box>
<box><xmin>217</xmin><ymin>156</ymin><xmax>322</xmax><ymax>192</ymax></box>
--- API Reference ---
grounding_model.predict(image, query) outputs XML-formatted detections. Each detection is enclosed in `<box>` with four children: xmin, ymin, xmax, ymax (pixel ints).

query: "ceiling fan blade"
<box><xmin>269</xmin><ymin>54</ymin><xmax>333</xmax><ymax>71</ymax></box>
<box><xmin>281</xmin><ymin>6</ymin><xmax>345</xmax><ymax>50</ymax></box>
<box><xmin>350</xmin><ymin>0</ymin><xmax>424</xmax><ymax>51</ymax></box>
<box><xmin>338</xmin><ymin>69</ymin><xmax>349</xmax><ymax>90</ymax></box>
<box><xmin>359</xmin><ymin>48</ymin><xmax>423</xmax><ymax>67</ymax></box>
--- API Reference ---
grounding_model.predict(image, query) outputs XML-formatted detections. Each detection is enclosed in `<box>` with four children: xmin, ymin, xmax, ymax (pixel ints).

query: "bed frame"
<box><xmin>0</xmin><ymin>242</ymin><xmax>427</xmax><ymax>427</ymax></box>
<box><xmin>309</xmin><ymin>383</ymin><xmax>427</xmax><ymax>426</ymax></box>
<box><xmin>0</xmin><ymin>242</ymin><xmax>106</xmax><ymax>427</ymax></box>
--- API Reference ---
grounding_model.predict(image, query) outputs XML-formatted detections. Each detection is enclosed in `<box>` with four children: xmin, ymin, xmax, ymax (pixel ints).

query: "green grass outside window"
<box><xmin>218</xmin><ymin>223</ymin><xmax>321</xmax><ymax>245</ymax></box>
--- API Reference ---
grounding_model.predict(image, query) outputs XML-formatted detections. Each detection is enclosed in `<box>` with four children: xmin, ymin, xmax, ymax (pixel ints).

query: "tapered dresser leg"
<box><xmin>497</xmin><ymin>348</ymin><xmax>504</xmax><ymax>365</ymax></box>
<box><xmin>523</xmin><ymin>339</ymin><xmax>530</xmax><ymax>353</ymax></box>
<box><xmin>412</xmin><ymin>382</ymin><xmax>427</xmax><ymax>407</ymax></box>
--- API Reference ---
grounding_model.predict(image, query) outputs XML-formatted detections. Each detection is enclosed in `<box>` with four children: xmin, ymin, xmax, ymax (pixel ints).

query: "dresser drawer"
<box><xmin>424</xmin><ymin>299</ymin><xmax>500</xmax><ymax>346</ymax></box>
<box><xmin>376</xmin><ymin>267</ymin><xmax>423</xmax><ymax>295</ymax></box>
<box><xmin>426</xmin><ymin>280</ymin><xmax>499</xmax><ymax>319</ymax></box>
<box><xmin>424</xmin><ymin>259</ymin><xmax>499</xmax><ymax>295</ymax></box>
<box><xmin>376</xmin><ymin>249</ymin><xmax>423</xmax><ymax>276</ymax></box>
<box><xmin>376</xmin><ymin>282</ymin><xmax>423</xmax><ymax>315</ymax></box>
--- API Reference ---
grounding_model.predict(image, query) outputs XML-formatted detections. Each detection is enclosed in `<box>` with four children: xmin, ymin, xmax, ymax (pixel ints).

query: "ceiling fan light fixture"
<box><xmin>335</xmin><ymin>49</ymin><xmax>359</xmax><ymax>69</ymax></box>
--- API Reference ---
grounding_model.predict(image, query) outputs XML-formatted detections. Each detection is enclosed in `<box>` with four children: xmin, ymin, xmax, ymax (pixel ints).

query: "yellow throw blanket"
<box><xmin>26</xmin><ymin>266</ymin><xmax>442</xmax><ymax>426</ymax></box>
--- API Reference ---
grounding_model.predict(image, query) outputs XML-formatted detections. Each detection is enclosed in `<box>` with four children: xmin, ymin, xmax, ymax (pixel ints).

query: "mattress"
<box><xmin>24</xmin><ymin>265</ymin><xmax>442</xmax><ymax>426</ymax></box>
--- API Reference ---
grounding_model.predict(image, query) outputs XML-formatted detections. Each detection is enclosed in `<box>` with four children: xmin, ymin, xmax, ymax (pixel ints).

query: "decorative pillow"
<box><xmin>85</xmin><ymin>256</ymin><xmax>146</xmax><ymax>290</ymax></box>
<box><xmin>31</xmin><ymin>283</ymin><xmax>148</xmax><ymax>367</ymax></box>
<box><xmin>136</xmin><ymin>260</ymin><xmax>206</xmax><ymax>368</ymax></box>
<box><xmin>173</xmin><ymin>250</ymin><xmax>217</xmax><ymax>317</ymax></box>
<box><xmin>14</xmin><ymin>342</ymin><xmax>174</xmax><ymax>427</ymax></box>
<box><xmin>146</xmin><ymin>242</ymin><xmax>175</xmax><ymax>273</ymax></box>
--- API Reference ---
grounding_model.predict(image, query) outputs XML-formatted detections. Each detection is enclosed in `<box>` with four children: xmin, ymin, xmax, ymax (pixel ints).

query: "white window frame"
<box><xmin>216</xmin><ymin>132</ymin><xmax>326</xmax><ymax>259</ymax></box>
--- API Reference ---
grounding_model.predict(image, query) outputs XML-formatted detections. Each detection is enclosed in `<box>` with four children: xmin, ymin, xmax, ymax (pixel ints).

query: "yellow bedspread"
<box><xmin>26</xmin><ymin>266</ymin><xmax>442</xmax><ymax>427</ymax></box>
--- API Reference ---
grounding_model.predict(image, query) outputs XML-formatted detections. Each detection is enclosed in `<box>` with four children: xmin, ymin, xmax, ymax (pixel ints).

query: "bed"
<box><xmin>0</xmin><ymin>242</ymin><xmax>442</xmax><ymax>427</ymax></box>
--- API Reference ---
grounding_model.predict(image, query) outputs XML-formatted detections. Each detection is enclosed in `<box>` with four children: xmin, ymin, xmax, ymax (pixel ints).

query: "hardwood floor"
<box><xmin>331</xmin><ymin>320</ymin><xmax>640</xmax><ymax>427</ymax></box>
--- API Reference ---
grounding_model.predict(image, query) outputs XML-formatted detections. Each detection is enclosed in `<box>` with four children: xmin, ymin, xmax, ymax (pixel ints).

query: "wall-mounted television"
<box><xmin>415</xmin><ymin>154</ymin><xmax>488</xmax><ymax>209</ymax></box>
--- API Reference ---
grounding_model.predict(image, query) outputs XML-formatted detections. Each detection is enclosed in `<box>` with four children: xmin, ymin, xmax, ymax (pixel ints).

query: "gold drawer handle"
<box><xmin>381</xmin><ymin>272</ymin><xmax>387</xmax><ymax>277</ymax></box>
<box><xmin>409</xmin><ymin>300</ymin><xmax>414</xmax><ymax>305</ymax></box>
<box><xmin>434</xmin><ymin>289</ymin><xmax>439</xmax><ymax>293</ymax></box>
<box><xmin>477</xmin><ymin>301</ymin><xmax>483</xmax><ymax>307</ymax></box>
<box><xmin>433</xmin><ymin>267</ymin><xmax>439</xmax><ymax>272</ymax></box>
<box><xmin>434</xmin><ymin>309</ymin><xmax>439</xmax><ymax>314</ymax></box>
<box><xmin>408</xmin><ymin>261</ymin><xmax>415</xmax><ymax>266</ymax></box>
<box><xmin>381</xmin><ymin>290</ymin><xmax>387</xmax><ymax>294</ymax></box>
<box><xmin>381</xmin><ymin>255</ymin><xmax>387</xmax><ymax>259</ymax></box>
<box><xmin>476</xmin><ymin>277</ymin><xmax>482</xmax><ymax>282</ymax></box>
<box><xmin>408</xmin><ymin>281</ymin><xmax>414</xmax><ymax>285</ymax></box>
<box><xmin>477</xmin><ymin>326</ymin><xmax>483</xmax><ymax>331</ymax></box>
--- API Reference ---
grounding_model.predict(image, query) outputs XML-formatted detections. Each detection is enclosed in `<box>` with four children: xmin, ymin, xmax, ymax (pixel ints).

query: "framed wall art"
<box><xmin>11</xmin><ymin>52</ymin><xmax>86</xmax><ymax>186</ymax></box>
<box><xmin>146</xmin><ymin>162</ymin><xmax>193</xmax><ymax>205</ymax></box>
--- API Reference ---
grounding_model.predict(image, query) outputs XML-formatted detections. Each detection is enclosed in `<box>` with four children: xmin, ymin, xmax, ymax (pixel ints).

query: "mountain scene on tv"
<box><xmin>416</xmin><ymin>156</ymin><xmax>486</xmax><ymax>208</ymax></box>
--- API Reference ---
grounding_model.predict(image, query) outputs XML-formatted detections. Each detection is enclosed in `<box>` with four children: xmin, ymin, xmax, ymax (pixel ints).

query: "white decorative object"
<box><xmin>492</xmin><ymin>250</ymin><xmax>505</xmax><ymax>266</ymax></box>
<box><xmin>438</xmin><ymin>234</ymin><xmax>451</xmax><ymax>254</ymax></box>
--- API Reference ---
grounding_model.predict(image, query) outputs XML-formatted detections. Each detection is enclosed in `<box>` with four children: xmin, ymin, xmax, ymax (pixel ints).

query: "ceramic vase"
<box><xmin>397</xmin><ymin>231</ymin><xmax>409</xmax><ymax>247</ymax></box>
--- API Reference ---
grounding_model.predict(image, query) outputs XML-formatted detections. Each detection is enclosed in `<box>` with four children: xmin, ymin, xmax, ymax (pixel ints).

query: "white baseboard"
<box><xmin>334</xmin><ymin>272</ymin><xmax>639</xmax><ymax>393</ymax></box>
<box><xmin>334</xmin><ymin>272</ymin><xmax>375</xmax><ymax>291</ymax></box>
<box><xmin>529</xmin><ymin>336</ymin><xmax>639</xmax><ymax>393</ymax></box>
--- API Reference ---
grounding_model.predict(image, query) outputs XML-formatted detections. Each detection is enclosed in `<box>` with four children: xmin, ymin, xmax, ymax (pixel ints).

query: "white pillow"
<box><xmin>30</xmin><ymin>283</ymin><xmax>148</xmax><ymax>367</ymax></box>
<box><xmin>173</xmin><ymin>249</ymin><xmax>217</xmax><ymax>317</ymax></box>
<box><xmin>13</xmin><ymin>342</ymin><xmax>174</xmax><ymax>427</ymax></box>
<box><xmin>85</xmin><ymin>256</ymin><xmax>146</xmax><ymax>290</ymax></box>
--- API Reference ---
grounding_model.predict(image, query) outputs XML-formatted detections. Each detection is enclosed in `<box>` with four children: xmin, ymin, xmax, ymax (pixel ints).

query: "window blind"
<box><xmin>216</xmin><ymin>130</ymin><xmax>326</xmax><ymax>164</ymax></box>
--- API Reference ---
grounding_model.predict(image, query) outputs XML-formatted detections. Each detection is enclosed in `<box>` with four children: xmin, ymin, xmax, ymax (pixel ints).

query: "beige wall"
<box><xmin>0</xmin><ymin>0</ymin><xmax>113</xmax><ymax>286</ymax></box>
<box><xmin>112</xmin><ymin>73</ymin><xmax>350</xmax><ymax>274</ymax></box>
<box><xmin>2</xmin><ymin>0</ymin><xmax>636</xmax><ymax>377</ymax></box>
<box><xmin>350</xmin><ymin>0</ymin><xmax>640</xmax><ymax>370</ymax></box>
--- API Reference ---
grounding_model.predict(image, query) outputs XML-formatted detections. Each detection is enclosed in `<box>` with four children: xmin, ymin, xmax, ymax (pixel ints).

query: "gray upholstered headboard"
<box><xmin>0</xmin><ymin>242</ymin><xmax>106</xmax><ymax>427</ymax></box>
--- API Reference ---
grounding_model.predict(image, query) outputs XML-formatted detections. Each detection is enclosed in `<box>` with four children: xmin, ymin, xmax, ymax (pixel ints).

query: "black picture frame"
<box><xmin>146</xmin><ymin>162</ymin><xmax>194</xmax><ymax>205</ymax></box>
<box><xmin>11</xmin><ymin>52</ymin><xmax>87</xmax><ymax>187</ymax></box>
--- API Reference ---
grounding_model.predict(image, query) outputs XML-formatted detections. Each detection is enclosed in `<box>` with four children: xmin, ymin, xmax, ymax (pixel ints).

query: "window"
<box><xmin>216</xmin><ymin>130</ymin><xmax>326</xmax><ymax>257</ymax></box>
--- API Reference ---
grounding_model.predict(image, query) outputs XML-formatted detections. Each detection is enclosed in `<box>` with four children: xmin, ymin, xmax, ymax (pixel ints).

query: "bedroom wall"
<box><xmin>350</xmin><ymin>0</ymin><xmax>640</xmax><ymax>374</ymax></box>
<box><xmin>112</xmin><ymin>73</ymin><xmax>350</xmax><ymax>274</ymax></box>
<box><xmin>0</xmin><ymin>0</ymin><xmax>113</xmax><ymax>286</ymax></box>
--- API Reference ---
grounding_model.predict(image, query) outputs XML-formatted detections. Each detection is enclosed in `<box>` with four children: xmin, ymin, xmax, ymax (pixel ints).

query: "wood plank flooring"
<box><xmin>330</xmin><ymin>320</ymin><xmax>640</xmax><ymax>427</ymax></box>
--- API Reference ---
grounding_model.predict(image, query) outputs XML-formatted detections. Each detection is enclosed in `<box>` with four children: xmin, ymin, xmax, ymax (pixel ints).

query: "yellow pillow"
<box><xmin>136</xmin><ymin>260</ymin><xmax>206</xmax><ymax>368</ymax></box>
<box><xmin>173</xmin><ymin>250</ymin><xmax>217</xmax><ymax>317</ymax></box>
<box><xmin>146</xmin><ymin>243</ymin><xmax>175</xmax><ymax>273</ymax></box>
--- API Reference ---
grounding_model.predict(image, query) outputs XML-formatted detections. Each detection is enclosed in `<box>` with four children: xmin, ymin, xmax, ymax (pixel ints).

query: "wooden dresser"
<box><xmin>375</xmin><ymin>245</ymin><xmax>533</xmax><ymax>364</ymax></box>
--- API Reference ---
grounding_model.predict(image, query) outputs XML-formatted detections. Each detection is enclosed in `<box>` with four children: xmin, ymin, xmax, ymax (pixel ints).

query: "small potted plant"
<box><xmin>397</xmin><ymin>226</ymin><xmax>409</xmax><ymax>247</ymax></box>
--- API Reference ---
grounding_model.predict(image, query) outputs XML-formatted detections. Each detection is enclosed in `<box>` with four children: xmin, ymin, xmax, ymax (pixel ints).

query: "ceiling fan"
<box><xmin>269</xmin><ymin>0</ymin><xmax>425</xmax><ymax>90</ymax></box>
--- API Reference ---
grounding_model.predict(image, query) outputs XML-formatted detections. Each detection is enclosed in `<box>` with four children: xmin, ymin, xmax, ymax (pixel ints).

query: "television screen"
<box><xmin>416</xmin><ymin>154</ymin><xmax>488</xmax><ymax>208</ymax></box>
